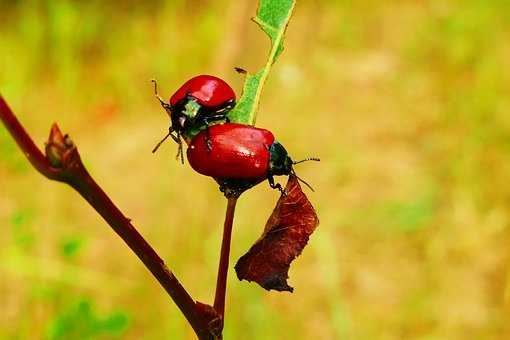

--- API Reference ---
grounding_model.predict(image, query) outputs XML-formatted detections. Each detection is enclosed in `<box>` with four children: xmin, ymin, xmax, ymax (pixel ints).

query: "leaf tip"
<box><xmin>260</xmin><ymin>273</ymin><xmax>294</xmax><ymax>293</ymax></box>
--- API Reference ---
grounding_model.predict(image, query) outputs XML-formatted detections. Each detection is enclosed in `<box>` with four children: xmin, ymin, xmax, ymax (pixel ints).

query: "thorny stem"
<box><xmin>0</xmin><ymin>96</ymin><xmax>216</xmax><ymax>340</ymax></box>
<box><xmin>213</xmin><ymin>197</ymin><xmax>238</xmax><ymax>320</ymax></box>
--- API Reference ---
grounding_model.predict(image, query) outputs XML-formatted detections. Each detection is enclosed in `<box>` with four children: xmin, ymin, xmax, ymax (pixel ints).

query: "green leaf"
<box><xmin>227</xmin><ymin>0</ymin><xmax>295</xmax><ymax>126</ymax></box>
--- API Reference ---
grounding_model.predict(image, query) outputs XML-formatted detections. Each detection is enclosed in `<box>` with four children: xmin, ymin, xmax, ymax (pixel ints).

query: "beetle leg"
<box><xmin>152</xmin><ymin>127</ymin><xmax>178</xmax><ymax>154</ymax></box>
<box><xmin>200</xmin><ymin>117</ymin><xmax>214</xmax><ymax>152</ymax></box>
<box><xmin>213</xmin><ymin>99</ymin><xmax>235</xmax><ymax>114</ymax></box>
<box><xmin>171</xmin><ymin>131</ymin><xmax>184</xmax><ymax>164</ymax></box>
<box><xmin>169</xmin><ymin>130</ymin><xmax>180</xmax><ymax>144</ymax></box>
<box><xmin>200</xmin><ymin>113</ymin><xmax>230</xmax><ymax>152</ymax></box>
<box><xmin>217</xmin><ymin>178</ymin><xmax>257</xmax><ymax>199</ymax></box>
<box><xmin>179</xmin><ymin>142</ymin><xmax>184</xmax><ymax>164</ymax></box>
<box><xmin>224</xmin><ymin>99</ymin><xmax>235</xmax><ymax>112</ymax></box>
<box><xmin>268</xmin><ymin>175</ymin><xmax>286</xmax><ymax>196</ymax></box>
<box><xmin>205</xmin><ymin>124</ymin><xmax>213</xmax><ymax>152</ymax></box>
<box><xmin>163</xmin><ymin>128</ymin><xmax>184</xmax><ymax>164</ymax></box>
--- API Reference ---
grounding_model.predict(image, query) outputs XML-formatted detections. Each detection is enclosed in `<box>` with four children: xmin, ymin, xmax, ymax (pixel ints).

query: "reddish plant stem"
<box><xmin>213</xmin><ymin>197</ymin><xmax>238</xmax><ymax>319</ymax></box>
<box><xmin>0</xmin><ymin>96</ymin><xmax>215</xmax><ymax>340</ymax></box>
<box><xmin>67</xmin><ymin>167</ymin><xmax>213</xmax><ymax>338</ymax></box>
<box><xmin>0</xmin><ymin>98</ymin><xmax>61</xmax><ymax>180</ymax></box>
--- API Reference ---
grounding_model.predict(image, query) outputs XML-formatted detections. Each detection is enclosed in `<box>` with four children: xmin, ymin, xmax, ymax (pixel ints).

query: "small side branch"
<box><xmin>0</xmin><ymin>96</ymin><xmax>215</xmax><ymax>340</ymax></box>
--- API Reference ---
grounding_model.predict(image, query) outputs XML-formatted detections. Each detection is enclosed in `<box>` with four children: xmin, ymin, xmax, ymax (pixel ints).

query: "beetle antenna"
<box><xmin>152</xmin><ymin>130</ymin><xmax>172</xmax><ymax>153</ymax></box>
<box><xmin>151</xmin><ymin>79</ymin><xmax>171</xmax><ymax>111</ymax></box>
<box><xmin>293</xmin><ymin>157</ymin><xmax>320</xmax><ymax>165</ymax></box>
<box><xmin>291</xmin><ymin>169</ymin><xmax>315</xmax><ymax>192</ymax></box>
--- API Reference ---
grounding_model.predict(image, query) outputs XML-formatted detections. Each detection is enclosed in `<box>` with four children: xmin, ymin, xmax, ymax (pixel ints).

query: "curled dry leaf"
<box><xmin>235</xmin><ymin>174</ymin><xmax>319</xmax><ymax>292</ymax></box>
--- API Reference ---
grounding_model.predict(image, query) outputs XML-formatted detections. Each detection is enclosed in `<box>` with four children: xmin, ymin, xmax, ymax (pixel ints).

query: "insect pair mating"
<box><xmin>152</xmin><ymin>75</ymin><xmax>319</xmax><ymax>196</ymax></box>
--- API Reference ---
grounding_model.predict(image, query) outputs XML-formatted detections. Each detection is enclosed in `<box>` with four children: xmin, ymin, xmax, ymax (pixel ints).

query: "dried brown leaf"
<box><xmin>235</xmin><ymin>174</ymin><xmax>319</xmax><ymax>292</ymax></box>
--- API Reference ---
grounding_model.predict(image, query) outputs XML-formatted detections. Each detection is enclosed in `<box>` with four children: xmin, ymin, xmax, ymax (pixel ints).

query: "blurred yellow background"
<box><xmin>1</xmin><ymin>1</ymin><xmax>510</xmax><ymax>339</ymax></box>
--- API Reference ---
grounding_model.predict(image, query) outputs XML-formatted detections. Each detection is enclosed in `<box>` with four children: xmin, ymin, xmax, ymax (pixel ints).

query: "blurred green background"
<box><xmin>1</xmin><ymin>0</ymin><xmax>510</xmax><ymax>339</ymax></box>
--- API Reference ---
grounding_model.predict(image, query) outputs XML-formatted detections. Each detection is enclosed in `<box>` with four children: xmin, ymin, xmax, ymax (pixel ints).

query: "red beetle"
<box><xmin>152</xmin><ymin>75</ymin><xmax>236</xmax><ymax>160</ymax></box>
<box><xmin>169</xmin><ymin>75</ymin><xmax>236</xmax><ymax>110</ymax></box>
<box><xmin>187</xmin><ymin>123</ymin><xmax>318</xmax><ymax>196</ymax></box>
